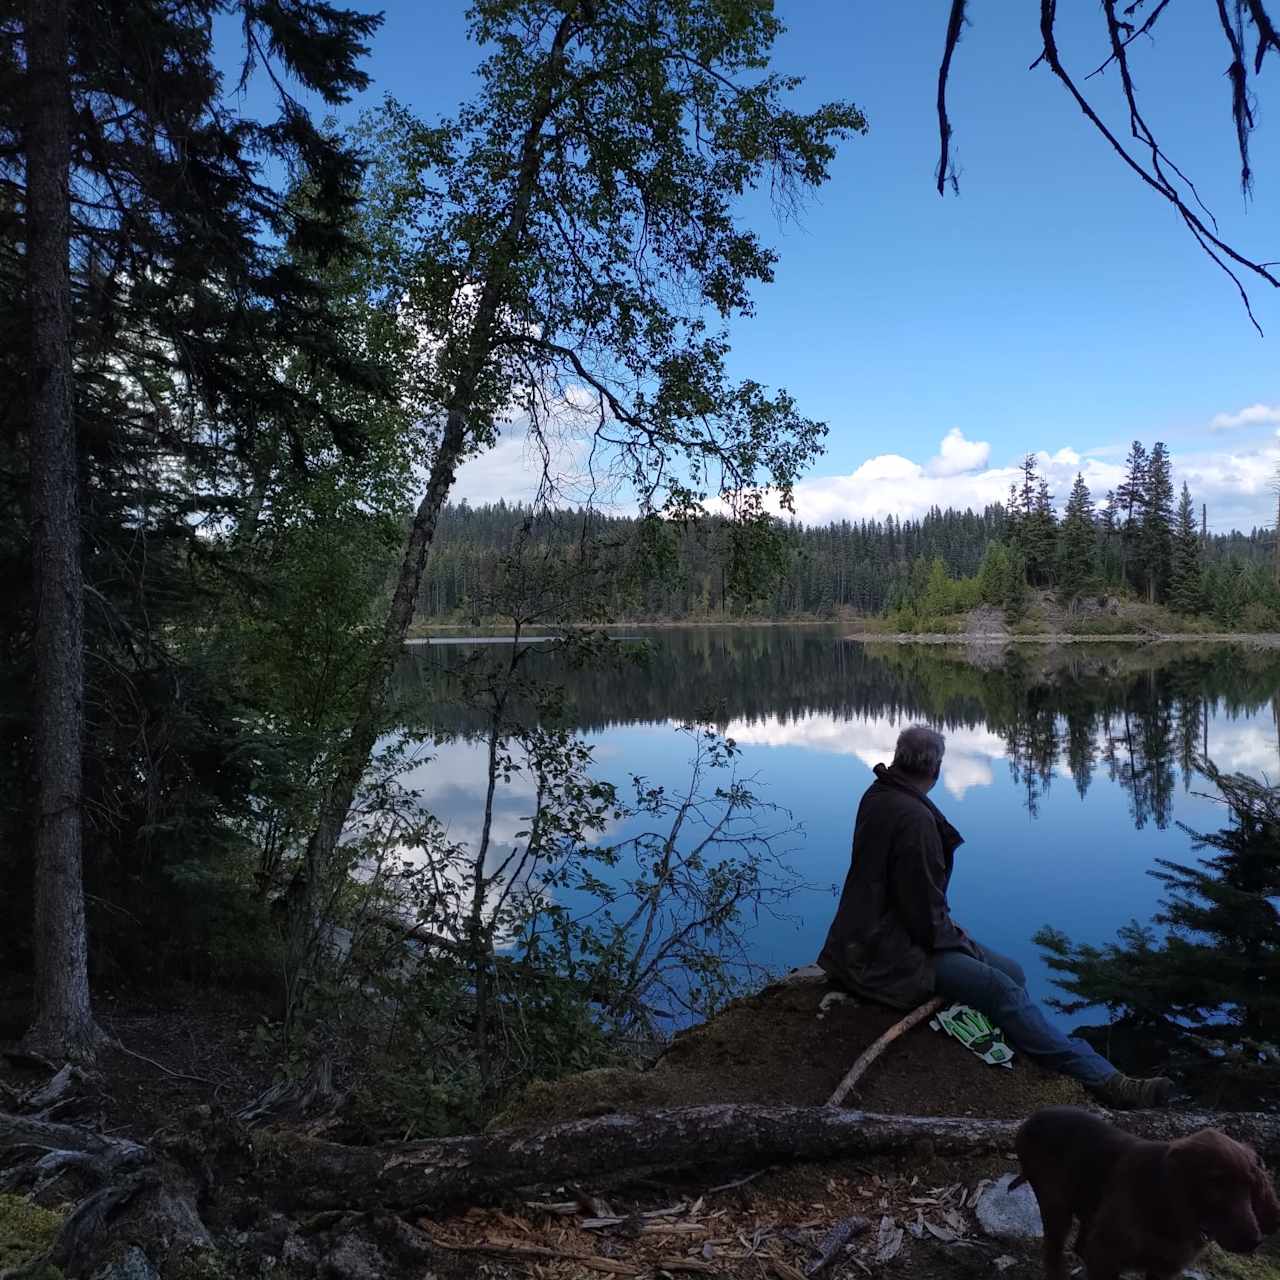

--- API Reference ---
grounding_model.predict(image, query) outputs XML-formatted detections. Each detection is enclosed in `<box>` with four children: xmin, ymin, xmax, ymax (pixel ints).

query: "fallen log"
<box><xmin>256</xmin><ymin>1103</ymin><xmax>1280</xmax><ymax>1213</ymax></box>
<box><xmin>5</xmin><ymin>1100</ymin><xmax>1280</xmax><ymax>1274</ymax></box>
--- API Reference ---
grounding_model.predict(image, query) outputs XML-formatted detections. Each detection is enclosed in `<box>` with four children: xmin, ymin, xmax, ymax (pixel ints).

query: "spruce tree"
<box><xmin>4</xmin><ymin>0</ymin><xmax>380</xmax><ymax>1060</ymax></box>
<box><xmin>1140</xmin><ymin>442</ymin><xmax>1175</xmax><ymax>603</ymax></box>
<box><xmin>1116</xmin><ymin>440</ymin><xmax>1148</xmax><ymax>591</ymax></box>
<box><xmin>1030</xmin><ymin>475</ymin><xmax>1059</xmax><ymax>585</ymax></box>
<box><xmin>1168</xmin><ymin>482</ymin><xmax>1204</xmax><ymax>615</ymax></box>
<box><xmin>1057</xmin><ymin>472</ymin><xmax>1098</xmax><ymax>601</ymax></box>
<box><xmin>1002</xmin><ymin>547</ymin><xmax>1030</xmax><ymax>622</ymax></box>
<box><xmin>1009</xmin><ymin>455</ymin><xmax>1056</xmax><ymax>585</ymax></box>
<box><xmin>1004</xmin><ymin>482</ymin><xmax>1023</xmax><ymax>556</ymax></box>
<box><xmin>978</xmin><ymin>541</ymin><xmax>1010</xmax><ymax>607</ymax></box>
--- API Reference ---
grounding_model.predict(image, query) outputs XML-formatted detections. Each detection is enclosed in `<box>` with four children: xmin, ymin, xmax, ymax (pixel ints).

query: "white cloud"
<box><xmin>455</xmin><ymin>416</ymin><xmax>1280</xmax><ymax>533</ymax></box>
<box><xmin>450</xmin><ymin>390</ymin><xmax>608</xmax><ymax>507</ymax></box>
<box><xmin>775</xmin><ymin>439</ymin><xmax>1124</xmax><ymax>525</ymax></box>
<box><xmin>722</xmin><ymin>711</ymin><xmax>1008</xmax><ymax>801</ymax></box>
<box><xmin>774</xmin><ymin>430</ymin><xmax>1278</xmax><ymax>530</ymax></box>
<box><xmin>927</xmin><ymin>428</ymin><xmax>991</xmax><ymax>477</ymax></box>
<box><xmin>1210</xmin><ymin>403</ymin><xmax>1280</xmax><ymax>431</ymax></box>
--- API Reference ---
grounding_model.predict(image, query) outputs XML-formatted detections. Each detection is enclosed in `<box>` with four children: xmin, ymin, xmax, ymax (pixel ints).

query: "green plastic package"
<box><xmin>929</xmin><ymin>1002</ymin><xmax>1015</xmax><ymax>1068</ymax></box>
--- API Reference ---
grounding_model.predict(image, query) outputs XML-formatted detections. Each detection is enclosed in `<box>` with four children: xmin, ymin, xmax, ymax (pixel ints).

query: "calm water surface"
<box><xmin>392</xmin><ymin>628</ymin><xmax>1280</xmax><ymax>1026</ymax></box>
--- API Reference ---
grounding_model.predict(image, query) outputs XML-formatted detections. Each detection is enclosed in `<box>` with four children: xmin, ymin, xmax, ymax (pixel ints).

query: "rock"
<box><xmin>777</xmin><ymin>965</ymin><xmax>826</xmax><ymax>986</ymax></box>
<box><xmin>319</xmin><ymin>1235</ymin><xmax>389</xmax><ymax>1280</ymax></box>
<box><xmin>89</xmin><ymin>1245</ymin><xmax>160</xmax><ymax>1280</ymax></box>
<box><xmin>817</xmin><ymin>990</ymin><xmax>855</xmax><ymax>1019</ymax></box>
<box><xmin>974</xmin><ymin>1173</ymin><xmax>1043</xmax><ymax>1241</ymax></box>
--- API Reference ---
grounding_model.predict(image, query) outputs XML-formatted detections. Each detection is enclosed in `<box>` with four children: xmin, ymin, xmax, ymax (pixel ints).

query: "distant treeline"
<box><xmin>890</xmin><ymin>445</ymin><xmax>1280</xmax><ymax>629</ymax></box>
<box><xmin>419</xmin><ymin>483</ymin><xmax>1277</xmax><ymax>621</ymax></box>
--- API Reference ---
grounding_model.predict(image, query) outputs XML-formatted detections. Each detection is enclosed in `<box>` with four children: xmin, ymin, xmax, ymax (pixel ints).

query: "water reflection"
<box><xmin>388</xmin><ymin>630</ymin><xmax>1280</xmax><ymax>1013</ymax></box>
<box><xmin>394</xmin><ymin>631</ymin><xmax>1280</xmax><ymax>830</ymax></box>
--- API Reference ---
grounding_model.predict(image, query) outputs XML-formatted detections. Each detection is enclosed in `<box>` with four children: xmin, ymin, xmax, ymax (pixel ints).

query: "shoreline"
<box><xmin>405</xmin><ymin>619</ymin><xmax>1280</xmax><ymax>646</ymax></box>
<box><xmin>846</xmin><ymin>630</ymin><xmax>1280</xmax><ymax>647</ymax></box>
<box><xmin>405</xmin><ymin>618</ymin><xmax>845</xmax><ymax>636</ymax></box>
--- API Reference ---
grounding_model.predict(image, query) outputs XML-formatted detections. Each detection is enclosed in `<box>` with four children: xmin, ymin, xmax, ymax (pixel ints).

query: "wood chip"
<box><xmin>874</xmin><ymin>1215</ymin><xmax>904</xmax><ymax>1263</ymax></box>
<box><xmin>525</xmin><ymin>1200</ymin><xmax>580</xmax><ymax>1216</ymax></box>
<box><xmin>769</xmin><ymin>1260</ymin><xmax>809</xmax><ymax>1280</ymax></box>
<box><xmin>423</xmin><ymin>1232</ymin><xmax>641</xmax><ymax>1275</ymax></box>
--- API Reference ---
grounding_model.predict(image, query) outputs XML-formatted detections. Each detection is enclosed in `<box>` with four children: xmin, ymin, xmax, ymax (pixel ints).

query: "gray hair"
<box><xmin>893</xmin><ymin>724</ymin><xmax>945</xmax><ymax>779</ymax></box>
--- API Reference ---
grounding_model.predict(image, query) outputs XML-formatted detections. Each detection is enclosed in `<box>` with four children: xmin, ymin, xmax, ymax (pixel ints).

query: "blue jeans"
<box><xmin>933</xmin><ymin>941</ymin><xmax>1116</xmax><ymax>1087</ymax></box>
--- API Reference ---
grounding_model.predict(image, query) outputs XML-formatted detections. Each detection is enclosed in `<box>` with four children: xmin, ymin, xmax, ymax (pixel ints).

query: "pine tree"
<box><xmin>1057</xmin><ymin>473</ymin><xmax>1099</xmax><ymax>600</ymax></box>
<box><xmin>1139</xmin><ymin>442</ymin><xmax>1175</xmax><ymax>603</ymax></box>
<box><xmin>1168</xmin><ymin>482</ymin><xmax>1204</xmax><ymax>615</ymax></box>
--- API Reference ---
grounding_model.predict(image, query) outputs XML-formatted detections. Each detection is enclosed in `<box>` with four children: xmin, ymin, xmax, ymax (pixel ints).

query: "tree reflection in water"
<box><xmin>393</xmin><ymin>630</ymin><xmax>1280</xmax><ymax>832</ymax></box>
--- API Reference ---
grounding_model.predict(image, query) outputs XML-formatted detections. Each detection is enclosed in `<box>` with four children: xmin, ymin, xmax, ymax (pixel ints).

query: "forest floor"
<box><xmin>5</xmin><ymin>972</ymin><xmax>1279</xmax><ymax>1279</ymax></box>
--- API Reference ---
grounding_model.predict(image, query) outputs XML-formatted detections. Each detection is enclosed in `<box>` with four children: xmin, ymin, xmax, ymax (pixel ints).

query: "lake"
<box><xmin>391</xmin><ymin>627</ymin><xmax>1280</xmax><ymax>1027</ymax></box>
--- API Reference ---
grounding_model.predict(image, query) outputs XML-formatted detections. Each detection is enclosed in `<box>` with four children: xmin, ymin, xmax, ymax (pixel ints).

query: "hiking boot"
<box><xmin>1092</xmin><ymin>1071</ymin><xmax>1175</xmax><ymax>1110</ymax></box>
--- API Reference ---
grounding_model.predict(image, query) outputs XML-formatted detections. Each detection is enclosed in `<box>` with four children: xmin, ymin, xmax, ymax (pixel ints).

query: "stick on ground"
<box><xmin>826</xmin><ymin>997</ymin><xmax>944</xmax><ymax>1108</ymax></box>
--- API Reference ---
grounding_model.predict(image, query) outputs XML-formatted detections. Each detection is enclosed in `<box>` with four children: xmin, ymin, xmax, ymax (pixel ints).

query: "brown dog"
<box><xmin>1012</xmin><ymin>1106</ymin><xmax>1280</xmax><ymax>1280</ymax></box>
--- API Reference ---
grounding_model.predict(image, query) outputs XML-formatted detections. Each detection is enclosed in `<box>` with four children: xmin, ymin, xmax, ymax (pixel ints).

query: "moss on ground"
<box><xmin>0</xmin><ymin>1192</ymin><xmax>64</xmax><ymax>1276</ymax></box>
<box><xmin>1201</xmin><ymin>1240</ymin><xmax>1280</xmax><ymax>1280</ymax></box>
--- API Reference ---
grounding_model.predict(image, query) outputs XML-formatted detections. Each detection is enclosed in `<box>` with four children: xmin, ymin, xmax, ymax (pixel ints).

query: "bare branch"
<box><xmin>935</xmin><ymin>0</ymin><xmax>968</xmax><ymax>197</ymax></box>
<box><xmin>1086</xmin><ymin>0</ymin><xmax>1174</xmax><ymax>78</ymax></box>
<box><xmin>1215</xmin><ymin>0</ymin><xmax>1255</xmax><ymax>195</ymax></box>
<box><xmin>938</xmin><ymin>0</ymin><xmax>1280</xmax><ymax>328</ymax></box>
<box><xmin>1034</xmin><ymin>0</ymin><xmax>1278</xmax><ymax>334</ymax></box>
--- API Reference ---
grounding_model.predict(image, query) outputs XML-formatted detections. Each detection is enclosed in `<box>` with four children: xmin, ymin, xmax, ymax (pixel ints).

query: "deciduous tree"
<box><xmin>302</xmin><ymin>1</ymin><xmax>865</xmax><ymax>892</ymax></box>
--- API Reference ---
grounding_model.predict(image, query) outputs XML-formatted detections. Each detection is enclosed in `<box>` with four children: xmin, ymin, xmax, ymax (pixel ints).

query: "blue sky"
<box><xmin>224</xmin><ymin>2</ymin><xmax>1280</xmax><ymax>529</ymax></box>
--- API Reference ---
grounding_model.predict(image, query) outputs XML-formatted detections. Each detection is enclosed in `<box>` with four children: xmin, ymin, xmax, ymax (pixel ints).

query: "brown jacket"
<box><xmin>817</xmin><ymin>762</ymin><xmax>976</xmax><ymax>1009</ymax></box>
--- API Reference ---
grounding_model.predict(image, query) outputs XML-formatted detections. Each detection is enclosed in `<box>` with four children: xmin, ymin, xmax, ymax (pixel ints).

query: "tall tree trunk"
<box><xmin>296</xmin><ymin>9</ymin><xmax>581</xmax><ymax>902</ymax></box>
<box><xmin>24</xmin><ymin>0</ymin><xmax>102</xmax><ymax>1061</ymax></box>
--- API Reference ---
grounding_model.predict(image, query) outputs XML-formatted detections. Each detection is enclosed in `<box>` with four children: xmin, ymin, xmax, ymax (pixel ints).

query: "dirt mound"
<box><xmin>494</xmin><ymin>973</ymin><xmax>1087</xmax><ymax>1130</ymax></box>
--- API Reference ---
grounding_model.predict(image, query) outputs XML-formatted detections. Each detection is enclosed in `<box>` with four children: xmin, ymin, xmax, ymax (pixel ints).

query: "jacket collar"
<box><xmin>873</xmin><ymin>762</ymin><xmax>964</xmax><ymax>851</ymax></box>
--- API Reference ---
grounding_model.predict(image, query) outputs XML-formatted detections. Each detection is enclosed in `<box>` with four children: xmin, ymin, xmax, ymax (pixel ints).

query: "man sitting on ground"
<box><xmin>817</xmin><ymin>724</ymin><xmax>1172</xmax><ymax>1109</ymax></box>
